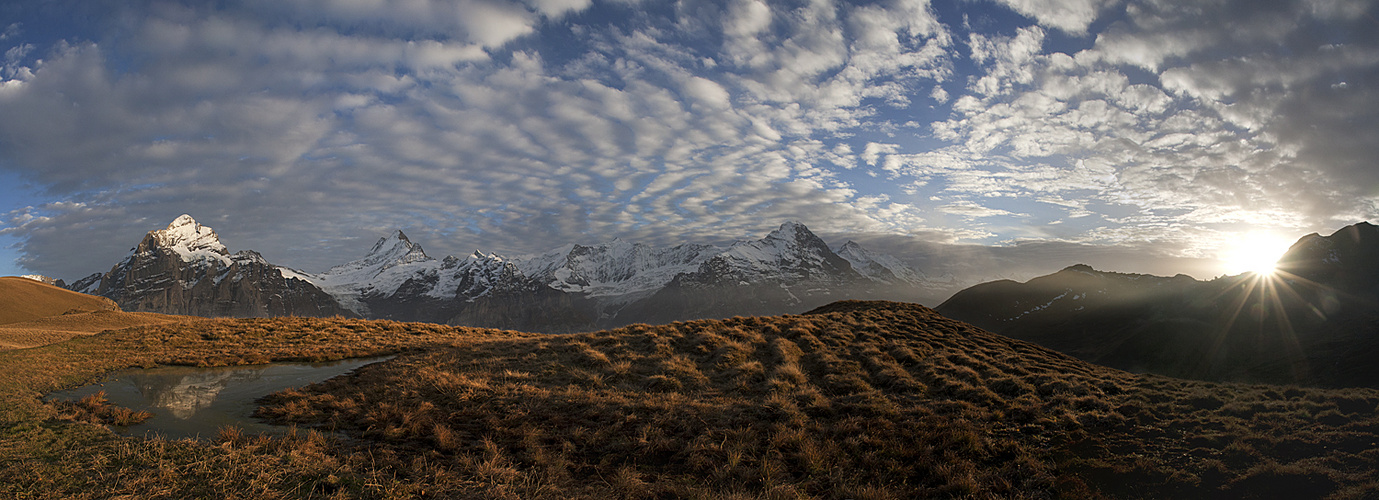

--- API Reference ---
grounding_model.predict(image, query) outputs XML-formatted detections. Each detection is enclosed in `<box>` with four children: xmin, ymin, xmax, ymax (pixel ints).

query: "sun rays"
<box><xmin>1219</xmin><ymin>232</ymin><xmax>1296</xmax><ymax>276</ymax></box>
<box><xmin>1205</xmin><ymin>267</ymin><xmax>1349</xmax><ymax>381</ymax></box>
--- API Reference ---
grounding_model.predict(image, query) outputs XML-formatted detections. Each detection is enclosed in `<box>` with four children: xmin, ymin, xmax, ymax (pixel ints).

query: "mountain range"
<box><xmin>937</xmin><ymin>221</ymin><xmax>1379</xmax><ymax>387</ymax></box>
<box><xmin>66</xmin><ymin>215</ymin><xmax>953</xmax><ymax>331</ymax></box>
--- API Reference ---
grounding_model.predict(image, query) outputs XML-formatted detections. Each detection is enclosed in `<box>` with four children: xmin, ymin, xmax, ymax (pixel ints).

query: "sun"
<box><xmin>1219</xmin><ymin>231</ymin><xmax>1294</xmax><ymax>276</ymax></box>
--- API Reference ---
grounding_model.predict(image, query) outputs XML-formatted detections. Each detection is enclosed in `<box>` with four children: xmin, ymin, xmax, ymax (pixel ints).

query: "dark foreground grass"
<box><xmin>4</xmin><ymin>302</ymin><xmax>1379</xmax><ymax>498</ymax></box>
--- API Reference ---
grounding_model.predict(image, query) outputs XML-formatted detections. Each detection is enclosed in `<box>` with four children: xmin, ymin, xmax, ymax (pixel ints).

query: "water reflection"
<box><xmin>48</xmin><ymin>356</ymin><xmax>391</xmax><ymax>439</ymax></box>
<box><xmin>128</xmin><ymin>368</ymin><xmax>264</xmax><ymax>419</ymax></box>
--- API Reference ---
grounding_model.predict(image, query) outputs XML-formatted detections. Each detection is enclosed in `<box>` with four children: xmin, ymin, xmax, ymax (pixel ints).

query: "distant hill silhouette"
<box><xmin>937</xmin><ymin>222</ymin><xmax>1379</xmax><ymax>387</ymax></box>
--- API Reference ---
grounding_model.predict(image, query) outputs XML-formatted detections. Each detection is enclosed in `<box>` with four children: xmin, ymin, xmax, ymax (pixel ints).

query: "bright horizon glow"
<box><xmin>1220</xmin><ymin>232</ymin><xmax>1295</xmax><ymax>276</ymax></box>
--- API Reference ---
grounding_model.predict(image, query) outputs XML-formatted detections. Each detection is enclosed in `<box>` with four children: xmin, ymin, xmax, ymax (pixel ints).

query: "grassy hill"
<box><xmin>0</xmin><ymin>276</ymin><xmax>192</xmax><ymax>351</ymax></box>
<box><xmin>2</xmin><ymin>301</ymin><xmax>1379</xmax><ymax>497</ymax></box>
<box><xmin>0</xmin><ymin>276</ymin><xmax>119</xmax><ymax>325</ymax></box>
<box><xmin>0</xmin><ymin>310</ymin><xmax>192</xmax><ymax>351</ymax></box>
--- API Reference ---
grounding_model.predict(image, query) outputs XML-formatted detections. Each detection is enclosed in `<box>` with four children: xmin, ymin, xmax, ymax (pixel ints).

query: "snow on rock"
<box><xmin>693</xmin><ymin>221</ymin><xmax>853</xmax><ymax>284</ymax></box>
<box><xmin>304</xmin><ymin>221</ymin><xmax>940</xmax><ymax>317</ymax></box>
<box><xmin>301</xmin><ymin>231</ymin><xmax>441</xmax><ymax>314</ymax></box>
<box><xmin>836</xmin><ymin>240</ymin><xmax>929</xmax><ymax>285</ymax></box>
<box><xmin>146</xmin><ymin>214</ymin><xmax>231</xmax><ymax>267</ymax></box>
<box><xmin>516</xmin><ymin>239</ymin><xmax>720</xmax><ymax>298</ymax></box>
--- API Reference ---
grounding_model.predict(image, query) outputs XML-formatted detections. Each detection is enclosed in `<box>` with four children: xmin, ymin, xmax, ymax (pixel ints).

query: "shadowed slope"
<box><xmin>936</xmin><ymin>223</ymin><xmax>1379</xmax><ymax>388</ymax></box>
<box><xmin>0</xmin><ymin>276</ymin><xmax>119</xmax><ymax>325</ymax></box>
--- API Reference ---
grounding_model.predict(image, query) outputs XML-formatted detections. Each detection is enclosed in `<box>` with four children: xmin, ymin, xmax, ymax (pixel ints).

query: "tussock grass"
<box><xmin>4</xmin><ymin>301</ymin><xmax>1379</xmax><ymax>497</ymax></box>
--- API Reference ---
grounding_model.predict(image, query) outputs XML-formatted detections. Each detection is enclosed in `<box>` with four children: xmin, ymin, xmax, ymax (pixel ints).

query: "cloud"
<box><xmin>723</xmin><ymin>0</ymin><xmax>772</xmax><ymax>37</ymax></box>
<box><xmin>1</xmin><ymin>0</ymin><xmax>1376</xmax><ymax>286</ymax></box>
<box><xmin>0</xmin><ymin>0</ymin><xmax>966</xmax><ymax>279</ymax></box>
<box><xmin>938</xmin><ymin>200</ymin><xmax>1028</xmax><ymax>218</ymax></box>
<box><xmin>900</xmin><ymin>0</ymin><xmax>1379</xmax><ymax>256</ymax></box>
<box><xmin>988</xmin><ymin>0</ymin><xmax>1117</xmax><ymax>35</ymax></box>
<box><xmin>682</xmin><ymin>75</ymin><xmax>731</xmax><ymax>109</ymax></box>
<box><xmin>242</xmin><ymin>0</ymin><xmax>568</xmax><ymax>49</ymax></box>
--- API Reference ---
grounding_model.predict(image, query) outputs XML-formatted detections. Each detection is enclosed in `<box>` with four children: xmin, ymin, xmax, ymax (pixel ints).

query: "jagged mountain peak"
<box><xmin>764</xmin><ymin>221</ymin><xmax>821</xmax><ymax>244</ymax></box>
<box><xmin>331</xmin><ymin>230</ymin><xmax>432</xmax><ymax>273</ymax></box>
<box><xmin>368</xmin><ymin>230</ymin><xmax>424</xmax><ymax>257</ymax></box>
<box><xmin>726</xmin><ymin>221</ymin><xmax>835</xmax><ymax>261</ymax></box>
<box><xmin>836</xmin><ymin>240</ymin><xmax>929</xmax><ymax>285</ymax></box>
<box><xmin>140</xmin><ymin>214</ymin><xmax>229</xmax><ymax>263</ymax></box>
<box><xmin>467</xmin><ymin>250</ymin><xmax>504</xmax><ymax>262</ymax></box>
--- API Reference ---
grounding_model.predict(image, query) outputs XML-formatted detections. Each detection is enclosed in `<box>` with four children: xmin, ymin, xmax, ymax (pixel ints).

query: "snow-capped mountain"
<box><xmin>677</xmin><ymin>221</ymin><xmax>856</xmax><ymax>286</ymax></box>
<box><xmin>609</xmin><ymin>222</ymin><xmax>941</xmax><ymax>325</ymax></box>
<box><xmin>68</xmin><ymin>217</ymin><xmax>949</xmax><ymax>330</ymax></box>
<box><xmin>71</xmin><ymin>215</ymin><xmax>350</xmax><ymax>318</ymax></box>
<box><xmin>287</xmin><ymin>220</ymin><xmax>945</xmax><ymax>329</ymax></box>
<box><xmin>287</xmin><ymin>231</ymin><xmax>436</xmax><ymax>315</ymax></box>
<box><xmin>837</xmin><ymin>240</ymin><xmax>929</xmax><ymax>285</ymax></box>
<box><xmin>19</xmin><ymin>274</ymin><xmax>57</xmax><ymax>285</ymax></box>
<box><xmin>516</xmin><ymin>240</ymin><xmax>720</xmax><ymax>299</ymax></box>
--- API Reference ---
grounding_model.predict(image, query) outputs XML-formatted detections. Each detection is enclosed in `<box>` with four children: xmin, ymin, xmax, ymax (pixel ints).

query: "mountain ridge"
<box><xmin>66</xmin><ymin>216</ymin><xmax>951</xmax><ymax>330</ymax></box>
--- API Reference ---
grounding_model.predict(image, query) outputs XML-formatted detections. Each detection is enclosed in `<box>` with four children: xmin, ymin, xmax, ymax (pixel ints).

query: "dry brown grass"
<box><xmin>0</xmin><ymin>276</ymin><xmax>119</xmax><ymax>325</ymax></box>
<box><xmin>245</xmin><ymin>300</ymin><xmax>1379</xmax><ymax>498</ymax></box>
<box><xmin>52</xmin><ymin>390</ymin><xmax>156</xmax><ymax>427</ymax></box>
<box><xmin>0</xmin><ymin>315</ymin><xmax>528</xmax><ymax>499</ymax></box>
<box><xmin>0</xmin><ymin>310</ymin><xmax>191</xmax><ymax>351</ymax></box>
<box><xmin>5</xmin><ymin>301</ymin><xmax>1379</xmax><ymax>498</ymax></box>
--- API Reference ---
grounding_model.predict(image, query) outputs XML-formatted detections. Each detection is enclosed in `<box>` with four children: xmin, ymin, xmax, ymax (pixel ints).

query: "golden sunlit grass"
<box><xmin>0</xmin><ymin>276</ymin><xmax>185</xmax><ymax>351</ymax></box>
<box><xmin>0</xmin><ymin>276</ymin><xmax>119</xmax><ymax>325</ymax></box>
<box><xmin>3</xmin><ymin>302</ymin><xmax>1379</xmax><ymax>498</ymax></box>
<box><xmin>0</xmin><ymin>310</ymin><xmax>192</xmax><ymax>351</ymax></box>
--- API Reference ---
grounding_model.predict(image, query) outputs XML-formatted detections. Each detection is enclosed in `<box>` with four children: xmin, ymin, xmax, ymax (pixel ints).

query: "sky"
<box><xmin>0</xmin><ymin>0</ymin><xmax>1376</xmax><ymax>285</ymax></box>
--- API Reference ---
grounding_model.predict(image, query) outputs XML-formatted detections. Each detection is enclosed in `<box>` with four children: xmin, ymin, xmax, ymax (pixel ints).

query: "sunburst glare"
<box><xmin>1220</xmin><ymin>232</ymin><xmax>1296</xmax><ymax>276</ymax></box>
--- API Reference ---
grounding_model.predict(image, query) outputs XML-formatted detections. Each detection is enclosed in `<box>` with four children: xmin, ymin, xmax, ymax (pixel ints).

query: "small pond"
<box><xmin>47</xmin><ymin>356</ymin><xmax>392</xmax><ymax>440</ymax></box>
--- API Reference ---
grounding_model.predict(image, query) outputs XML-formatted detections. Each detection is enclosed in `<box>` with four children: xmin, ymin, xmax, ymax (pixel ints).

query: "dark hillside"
<box><xmin>938</xmin><ymin>224</ymin><xmax>1379</xmax><ymax>388</ymax></box>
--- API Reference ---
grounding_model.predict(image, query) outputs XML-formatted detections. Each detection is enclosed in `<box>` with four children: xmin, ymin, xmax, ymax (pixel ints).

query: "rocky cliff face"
<box><xmin>74</xmin><ymin>215</ymin><xmax>350</xmax><ymax>318</ymax></box>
